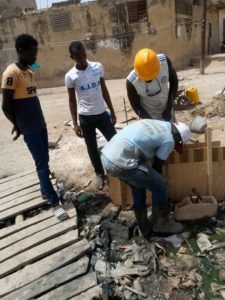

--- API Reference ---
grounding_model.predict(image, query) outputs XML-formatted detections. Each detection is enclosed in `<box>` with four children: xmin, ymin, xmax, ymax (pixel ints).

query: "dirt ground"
<box><xmin>1</xmin><ymin>56</ymin><xmax>225</xmax><ymax>191</ymax></box>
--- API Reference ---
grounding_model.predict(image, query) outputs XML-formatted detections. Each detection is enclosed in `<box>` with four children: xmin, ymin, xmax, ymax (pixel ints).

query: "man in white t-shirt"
<box><xmin>65</xmin><ymin>41</ymin><xmax>117</xmax><ymax>189</ymax></box>
<box><xmin>101</xmin><ymin>119</ymin><xmax>191</xmax><ymax>238</ymax></box>
<box><xmin>127</xmin><ymin>48</ymin><xmax>178</xmax><ymax>122</ymax></box>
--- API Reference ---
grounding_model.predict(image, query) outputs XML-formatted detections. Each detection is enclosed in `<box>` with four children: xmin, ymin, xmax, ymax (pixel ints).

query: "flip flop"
<box><xmin>52</xmin><ymin>205</ymin><xmax>69</xmax><ymax>221</ymax></box>
<box><xmin>96</xmin><ymin>175</ymin><xmax>104</xmax><ymax>190</ymax></box>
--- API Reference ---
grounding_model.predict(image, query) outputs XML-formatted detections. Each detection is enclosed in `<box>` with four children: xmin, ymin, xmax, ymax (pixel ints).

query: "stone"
<box><xmin>219</xmin><ymin>269</ymin><xmax>225</xmax><ymax>282</ymax></box>
<box><xmin>175</xmin><ymin>195</ymin><xmax>218</xmax><ymax>221</ymax></box>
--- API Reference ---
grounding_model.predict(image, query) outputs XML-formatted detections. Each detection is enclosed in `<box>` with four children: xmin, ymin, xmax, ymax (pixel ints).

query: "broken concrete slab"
<box><xmin>175</xmin><ymin>195</ymin><xmax>218</xmax><ymax>221</ymax></box>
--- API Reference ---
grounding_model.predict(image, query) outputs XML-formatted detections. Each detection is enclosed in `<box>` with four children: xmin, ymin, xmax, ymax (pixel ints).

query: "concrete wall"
<box><xmin>0</xmin><ymin>0</ymin><xmax>36</xmax><ymax>18</ymax></box>
<box><xmin>0</xmin><ymin>0</ymin><xmax>215</xmax><ymax>87</ymax></box>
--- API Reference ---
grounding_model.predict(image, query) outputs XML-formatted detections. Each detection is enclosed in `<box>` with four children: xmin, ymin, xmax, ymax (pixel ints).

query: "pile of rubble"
<box><xmin>63</xmin><ymin>188</ymin><xmax>225</xmax><ymax>300</ymax></box>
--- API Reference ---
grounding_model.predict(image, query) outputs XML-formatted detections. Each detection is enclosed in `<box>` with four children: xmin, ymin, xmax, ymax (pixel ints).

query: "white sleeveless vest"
<box><xmin>127</xmin><ymin>54</ymin><xmax>169</xmax><ymax>120</ymax></box>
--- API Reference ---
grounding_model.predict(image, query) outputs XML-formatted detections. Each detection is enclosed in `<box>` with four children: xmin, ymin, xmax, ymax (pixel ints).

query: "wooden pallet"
<box><xmin>0</xmin><ymin>171</ymin><xmax>57</xmax><ymax>222</ymax></box>
<box><xmin>0</xmin><ymin>171</ymin><xmax>99</xmax><ymax>299</ymax></box>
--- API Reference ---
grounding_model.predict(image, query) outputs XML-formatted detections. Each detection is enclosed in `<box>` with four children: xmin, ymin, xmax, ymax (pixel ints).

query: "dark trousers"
<box><xmin>79</xmin><ymin>111</ymin><xmax>116</xmax><ymax>175</ymax></box>
<box><xmin>23</xmin><ymin>128</ymin><xmax>59</xmax><ymax>206</ymax></box>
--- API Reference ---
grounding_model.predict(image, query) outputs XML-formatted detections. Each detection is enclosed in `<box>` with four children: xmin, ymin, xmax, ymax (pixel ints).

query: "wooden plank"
<box><xmin>0</xmin><ymin>209</ymin><xmax>53</xmax><ymax>239</ymax></box>
<box><xmin>0</xmin><ymin>173</ymin><xmax>38</xmax><ymax>193</ymax></box>
<box><xmin>0</xmin><ymin>177</ymin><xmax>43</xmax><ymax>199</ymax></box>
<box><xmin>213</xmin><ymin>161</ymin><xmax>225</xmax><ymax>201</ymax></box>
<box><xmin>0</xmin><ymin>230</ymin><xmax>78</xmax><ymax>278</ymax></box>
<box><xmin>207</xmin><ymin>127</ymin><xmax>213</xmax><ymax>195</ymax></box>
<box><xmin>38</xmin><ymin>272</ymin><xmax>97</xmax><ymax>300</ymax></box>
<box><xmin>0</xmin><ymin>208</ymin><xmax>76</xmax><ymax>250</ymax></box>
<box><xmin>0</xmin><ymin>170</ymin><xmax>35</xmax><ymax>184</ymax></box>
<box><xmin>0</xmin><ymin>239</ymin><xmax>90</xmax><ymax>297</ymax></box>
<box><xmin>70</xmin><ymin>285</ymin><xmax>102</xmax><ymax>300</ymax></box>
<box><xmin>0</xmin><ymin>184</ymin><xmax>41</xmax><ymax>204</ymax></box>
<box><xmin>0</xmin><ymin>218</ymin><xmax>76</xmax><ymax>262</ymax></box>
<box><xmin>167</xmin><ymin>162</ymin><xmax>208</xmax><ymax>202</ymax></box>
<box><xmin>108</xmin><ymin>176</ymin><xmax>122</xmax><ymax>207</ymax></box>
<box><xmin>0</xmin><ymin>190</ymin><xmax>42</xmax><ymax>212</ymax></box>
<box><xmin>0</xmin><ymin>196</ymin><xmax>48</xmax><ymax>222</ymax></box>
<box><xmin>184</xmin><ymin>141</ymin><xmax>220</xmax><ymax>149</ymax></box>
<box><xmin>3</xmin><ymin>256</ymin><xmax>89</xmax><ymax>300</ymax></box>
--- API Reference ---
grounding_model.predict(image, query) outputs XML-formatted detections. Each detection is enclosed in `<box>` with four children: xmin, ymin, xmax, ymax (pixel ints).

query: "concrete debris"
<box><xmin>197</xmin><ymin>233</ymin><xmax>212</xmax><ymax>252</ymax></box>
<box><xmin>66</xmin><ymin>188</ymin><xmax>225</xmax><ymax>299</ymax></box>
<box><xmin>175</xmin><ymin>195</ymin><xmax>218</xmax><ymax>221</ymax></box>
<box><xmin>124</xmin><ymin>285</ymin><xmax>147</xmax><ymax>298</ymax></box>
<box><xmin>111</xmin><ymin>262</ymin><xmax>151</xmax><ymax>278</ymax></box>
<box><xmin>151</xmin><ymin>231</ymin><xmax>191</xmax><ymax>248</ymax></box>
<box><xmin>210</xmin><ymin>283</ymin><xmax>225</xmax><ymax>299</ymax></box>
<box><xmin>86</xmin><ymin>215</ymin><xmax>102</xmax><ymax>226</ymax></box>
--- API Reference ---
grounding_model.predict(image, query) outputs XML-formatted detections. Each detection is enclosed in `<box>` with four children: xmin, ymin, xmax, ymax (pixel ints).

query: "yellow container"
<box><xmin>185</xmin><ymin>87</ymin><xmax>199</xmax><ymax>104</ymax></box>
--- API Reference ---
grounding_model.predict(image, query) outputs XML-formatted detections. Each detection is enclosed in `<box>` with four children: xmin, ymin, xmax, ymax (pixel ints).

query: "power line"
<box><xmin>1</xmin><ymin>18</ymin><xmax>203</xmax><ymax>52</ymax></box>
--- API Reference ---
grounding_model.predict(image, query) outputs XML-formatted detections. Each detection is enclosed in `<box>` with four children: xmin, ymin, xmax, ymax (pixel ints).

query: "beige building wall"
<box><xmin>0</xmin><ymin>0</ymin><xmax>218</xmax><ymax>88</ymax></box>
<box><xmin>0</xmin><ymin>0</ymin><xmax>36</xmax><ymax>18</ymax></box>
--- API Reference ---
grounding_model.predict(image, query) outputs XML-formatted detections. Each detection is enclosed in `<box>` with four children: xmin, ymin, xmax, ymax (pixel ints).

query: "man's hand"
<box><xmin>11</xmin><ymin>125</ymin><xmax>21</xmax><ymax>141</ymax></box>
<box><xmin>110</xmin><ymin>111</ymin><xmax>117</xmax><ymax>125</ymax></box>
<box><xmin>74</xmin><ymin>124</ymin><xmax>83</xmax><ymax>138</ymax></box>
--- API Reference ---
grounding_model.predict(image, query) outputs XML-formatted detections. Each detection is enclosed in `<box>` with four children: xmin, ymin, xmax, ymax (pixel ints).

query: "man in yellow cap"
<box><xmin>126</xmin><ymin>48</ymin><xmax>178</xmax><ymax>122</ymax></box>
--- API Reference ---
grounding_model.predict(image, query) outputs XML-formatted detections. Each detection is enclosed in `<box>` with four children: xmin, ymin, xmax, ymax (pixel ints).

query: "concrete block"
<box><xmin>174</xmin><ymin>195</ymin><xmax>218</xmax><ymax>221</ymax></box>
<box><xmin>104</xmin><ymin>221</ymin><xmax>130</xmax><ymax>240</ymax></box>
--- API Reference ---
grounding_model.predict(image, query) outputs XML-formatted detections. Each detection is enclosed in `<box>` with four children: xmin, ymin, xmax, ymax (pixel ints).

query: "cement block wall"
<box><xmin>0</xmin><ymin>0</ymin><xmax>221</xmax><ymax>88</ymax></box>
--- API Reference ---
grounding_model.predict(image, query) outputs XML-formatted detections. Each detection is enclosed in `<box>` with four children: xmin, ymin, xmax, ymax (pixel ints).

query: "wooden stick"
<box><xmin>206</xmin><ymin>127</ymin><xmax>213</xmax><ymax>195</ymax></box>
<box><xmin>124</xmin><ymin>285</ymin><xmax>147</xmax><ymax>298</ymax></box>
<box><xmin>123</xmin><ymin>97</ymin><xmax>129</xmax><ymax>125</ymax></box>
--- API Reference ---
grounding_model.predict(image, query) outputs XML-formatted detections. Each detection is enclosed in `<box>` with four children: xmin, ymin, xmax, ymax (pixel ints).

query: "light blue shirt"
<box><xmin>102</xmin><ymin>119</ymin><xmax>174</xmax><ymax>169</ymax></box>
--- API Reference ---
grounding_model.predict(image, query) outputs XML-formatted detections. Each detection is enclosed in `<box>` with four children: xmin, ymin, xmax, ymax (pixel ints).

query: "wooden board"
<box><xmin>0</xmin><ymin>218</ymin><xmax>76</xmax><ymax>262</ymax></box>
<box><xmin>0</xmin><ymin>170</ymin><xmax>35</xmax><ymax>184</ymax></box>
<box><xmin>0</xmin><ymin>173</ymin><xmax>38</xmax><ymax>193</ymax></box>
<box><xmin>0</xmin><ymin>196</ymin><xmax>48</xmax><ymax>222</ymax></box>
<box><xmin>70</xmin><ymin>285</ymin><xmax>102</xmax><ymax>300</ymax></box>
<box><xmin>168</xmin><ymin>146</ymin><xmax>225</xmax><ymax>164</ymax></box>
<box><xmin>3</xmin><ymin>256</ymin><xmax>89</xmax><ymax>300</ymax></box>
<box><xmin>0</xmin><ymin>190</ymin><xmax>42</xmax><ymax>212</ymax></box>
<box><xmin>109</xmin><ymin>158</ymin><xmax>225</xmax><ymax>206</ymax></box>
<box><xmin>0</xmin><ymin>230</ymin><xmax>78</xmax><ymax>278</ymax></box>
<box><xmin>38</xmin><ymin>272</ymin><xmax>97</xmax><ymax>300</ymax></box>
<box><xmin>0</xmin><ymin>208</ymin><xmax>76</xmax><ymax>250</ymax></box>
<box><xmin>0</xmin><ymin>210</ymin><xmax>53</xmax><ymax>239</ymax></box>
<box><xmin>0</xmin><ymin>184</ymin><xmax>41</xmax><ymax>204</ymax></box>
<box><xmin>0</xmin><ymin>177</ymin><xmax>43</xmax><ymax>199</ymax></box>
<box><xmin>108</xmin><ymin>176</ymin><xmax>152</xmax><ymax>207</ymax></box>
<box><xmin>0</xmin><ymin>239</ymin><xmax>90</xmax><ymax>297</ymax></box>
<box><xmin>167</xmin><ymin>162</ymin><xmax>208</xmax><ymax>202</ymax></box>
<box><xmin>184</xmin><ymin>141</ymin><xmax>220</xmax><ymax>149</ymax></box>
<box><xmin>168</xmin><ymin>161</ymin><xmax>225</xmax><ymax>202</ymax></box>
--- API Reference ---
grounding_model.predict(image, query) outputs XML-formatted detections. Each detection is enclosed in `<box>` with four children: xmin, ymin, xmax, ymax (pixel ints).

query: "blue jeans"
<box><xmin>101</xmin><ymin>154</ymin><xmax>168</xmax><ymax>209</ymax></box>
<box><xmin>23</xmin><ymin>128</ymin><xmax>59</xmax><ymax>206</ymax></box>
<box><xmin>79</xmin><ymin>112</ymin><xmax>116</xmax><ymax>176</ymax></box>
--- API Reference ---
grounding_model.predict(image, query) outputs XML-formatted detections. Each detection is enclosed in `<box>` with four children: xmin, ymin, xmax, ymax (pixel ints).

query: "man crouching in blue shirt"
<box><xmin>101</xmin><ymin>119</ymin><xmax>191</xmax><ymax>238</ymax></box>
